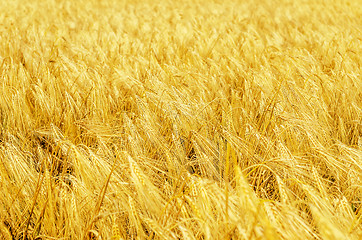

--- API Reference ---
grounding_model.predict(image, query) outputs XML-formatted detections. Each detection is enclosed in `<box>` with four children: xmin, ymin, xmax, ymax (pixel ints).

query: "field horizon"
<box><xmin>0</xmin><ymin>0</ymin><xmax>361</xmax><ymax>239</ymax></box>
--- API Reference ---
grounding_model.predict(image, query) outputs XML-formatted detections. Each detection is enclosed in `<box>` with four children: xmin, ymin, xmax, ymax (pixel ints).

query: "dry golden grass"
<box><xmin>0</xmin><ymin>0</ymin><xmax>361</xmax><ymax>239</ymax></box>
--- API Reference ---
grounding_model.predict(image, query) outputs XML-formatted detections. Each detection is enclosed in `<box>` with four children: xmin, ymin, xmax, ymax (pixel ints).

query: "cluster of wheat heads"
<box><xmin>0</xmin><ymin>0</ymin><xmax>361</xmax><ymax>239</ymax></box>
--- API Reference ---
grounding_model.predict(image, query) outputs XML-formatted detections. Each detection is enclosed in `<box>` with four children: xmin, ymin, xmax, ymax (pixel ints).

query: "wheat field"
<box><xmin>0</xmin><ymin>0</ymin><xmax>361</xmax><ymax>239</ymax></box>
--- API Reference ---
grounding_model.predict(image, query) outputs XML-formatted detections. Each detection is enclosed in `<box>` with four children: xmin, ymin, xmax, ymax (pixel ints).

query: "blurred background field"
<box><xmin>0</xmin><ymin>0</ymin><xmax>361</xmax><ymax>239</ymax></box>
